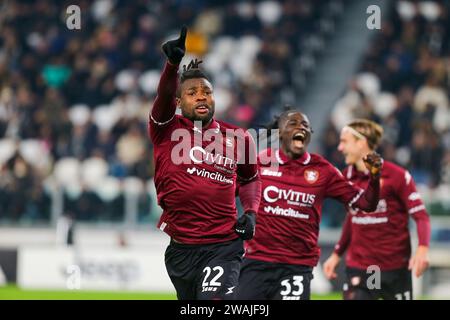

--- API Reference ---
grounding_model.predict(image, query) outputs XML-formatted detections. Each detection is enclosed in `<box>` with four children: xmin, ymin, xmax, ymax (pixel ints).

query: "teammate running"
<box><xmin>323</xmin><ymin>119</ymin><xmax>430</xmax><ymax>300</ymax></box>
<box><xmin>236</xmin><ymin>108</ymin><xmax>383</xmax><ymax>300</ymax></box>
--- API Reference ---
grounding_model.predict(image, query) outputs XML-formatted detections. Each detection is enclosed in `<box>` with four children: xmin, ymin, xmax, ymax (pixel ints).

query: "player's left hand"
<box><xmin>323</xmin><ymin>252</ymin><xmax>341</xmax><ymax>280</ymax></box>
<box><xmin>409</xmin><ymin>245</ymin><xmax>429</xmax><ymax>277</ymax></box>
<box><xmin>234</xmin><ymin>211</ymin><xmax>256</xmax><ymax>240</ymax></box>
<box><xmin>162</xmin><ymin>25</ymin><xmax>187</xmax><ymax>65</ymax></box>
<box><xmin>363</xmin><ymin>152</ymin><xmax>383</xmax><ymax>178</ymax></box>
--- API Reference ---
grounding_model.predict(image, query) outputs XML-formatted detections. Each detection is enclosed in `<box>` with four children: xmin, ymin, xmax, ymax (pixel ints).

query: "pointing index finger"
<box><xmin>179</xmin><ymin>25</ymin><xmax>187</xmax><ymax>43</ymax></box>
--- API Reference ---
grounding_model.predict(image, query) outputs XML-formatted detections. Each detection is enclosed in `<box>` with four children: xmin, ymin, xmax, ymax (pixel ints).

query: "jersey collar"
<box><xmin>275</xmin><ymin>148</ymin><xmax>311</xmax><ymax>165</ymax></box>
<box><xmin>182</xmin><ymin>117</ymin><xmax>221</xmax><ymax>134</ymax></box>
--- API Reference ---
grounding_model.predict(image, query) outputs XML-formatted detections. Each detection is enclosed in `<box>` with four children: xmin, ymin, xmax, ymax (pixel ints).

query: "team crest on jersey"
<box><xmin>304</xmin><ymin>169</ymin><xmax>319</xmax><ymax>183</ymax></box>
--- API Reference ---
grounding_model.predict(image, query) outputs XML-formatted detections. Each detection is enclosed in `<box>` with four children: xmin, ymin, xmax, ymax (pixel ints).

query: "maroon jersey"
<box><xmin>244</xmin><ymin>148</ymin><xmax>380</xmax><ymax>267</ymax></box>
<box><xmin>334</xmin><ymin>161</ymin><xmax>431</xmax><ymax>271</ymax></box>
<box><xmin>148</xmin><ymin>62</ymin><xmax>260</xmax><ymax>244</ymax></box>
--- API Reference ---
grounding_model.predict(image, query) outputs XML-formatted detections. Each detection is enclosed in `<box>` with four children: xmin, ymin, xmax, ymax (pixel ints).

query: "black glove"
<box><xmin>234</xmin><ymin>211</ymin><xmax>256</xmax><ymax>240</ymax></box>
<box><xmin>162</xmin><ymin>26</ymin><xmax>187</xmax><ymax>65</ymax></box>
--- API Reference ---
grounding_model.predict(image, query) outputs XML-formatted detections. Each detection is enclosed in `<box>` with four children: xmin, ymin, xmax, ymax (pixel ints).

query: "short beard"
<box><xmin>182</xmin><ymin>109</ymin><xmax>214</xmax><ymax>126</ymax></box>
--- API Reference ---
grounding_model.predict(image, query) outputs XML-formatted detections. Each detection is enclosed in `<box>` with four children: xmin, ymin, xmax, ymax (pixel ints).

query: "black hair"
<box><xmin>176</xmin><ymin>59</ymin><xmax>210</xmax><ymax>97</ymax></box>
<box><xmin>259</xmin><ymin>105</ymin><xmax>313</xmax><ymax>142</ymax></box>
<box><xmin>180</xmin><ymin>58</ymin><xmax>210</xmax><ymax>83</ymax></box>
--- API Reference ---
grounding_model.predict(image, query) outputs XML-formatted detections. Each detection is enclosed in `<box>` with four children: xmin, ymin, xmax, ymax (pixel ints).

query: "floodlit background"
<box><xmin>0</xmin><ymin>0</ymin><xmax>449</xmax><ymax>299</ymax></box>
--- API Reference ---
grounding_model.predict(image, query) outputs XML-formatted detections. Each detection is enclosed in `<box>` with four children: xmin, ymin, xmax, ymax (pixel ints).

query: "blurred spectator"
<box><xmin>0</xmin><ymin>0</ymin><xmax>343</xmax><ymax>223</ymax></box>
<box><xmin>414</xmin><ymin>75</ymin><xmax>449</xmax><ymax>133</ymax></box>
<box><xmin>116</xmin><ymin>122</ymin><xmax>147</xmax><ymax>176</ymax></box>
<box><xmin>409</xmin><ymin>125</ymin><xmax>444</xmax><ymax>187</ymax></box>
<box><xmin>0</xmin><ymin>152</ymin><xmax>50</xmax><ymax>222</ymax></box>
<box><xmin>392</xmin><ymin>85</ymin><xmax>415</xmax><ymax>147</ymax></box>
<box><xmin>321</xmin><ymin>120</ymin><xmax>345</xmax><ymax>169</ymax></box>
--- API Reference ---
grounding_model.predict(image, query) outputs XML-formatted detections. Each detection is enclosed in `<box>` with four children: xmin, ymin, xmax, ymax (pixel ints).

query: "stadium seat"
<box><xmin>68</xmin><ymin>104</ymin><xmax>91</xmax><ymax>126</ymax></box>
<box><xmin>123</xmin><ymin>177</ymin><xmax>144</xmax><ymax>196</ymax></box>
<box><xmin>374</xmin><ymin>93</ymin><xmax>397</xmax><ymax>119</ymax></box>
<box><xmin>418</xmin><ymin>1</ymin><xmax>441</xmax><ymax>21</ymax></box>
<box><xmin>0</xmin><ymin>138</ymin><xmax>17</xmax><ymax>165</ymax></box>
<box><xmin>355</xmin><ymin>73</ymin><xmax>380</xmax><ymax>99</ymax></box>
<box><xmin>213</xmin><ymin>36</ymin><xmax>236</xmax><ymax>61</ymax></box>
<box><xmin>92</xmin><ymin>104</ymin><xmax>121</xmax><ymax>132</ymax></box>
<box><xmin>81</xmin><ymin>157</ymin><xmax>109</xmax><ymax>190</ymax></box>
<box><xmin>95</xmin><ymin>176</ymin><xmax>121</xmax><ymax>202</ymax></box>
<box><xmin>115</xmin><ymin>69</ymin><xmax>137</xmax><ymax>92</ymax></box>
<box><xmin>397</xmin><ymin>1</ymin><xmax>416</xmax><ymax>21</ymax></box>
<box><xmin>53</xmin><ymin>157</ymin><xmax>81</xmax><ymax>187</ymax></box>
<box><xmin>256</xmin><ymin>1</ymin><xmax>282</xmax><ymax>26</ymax></box>
<box><xmin>436</xmin><ymin>185</ymin><xmax>450</xmax><ymax>205</ymax></box>
<box><xmin>210</xmin><ymin>87</ymin><xmax>232</xmax><ymax>116</ymax></box>
<box><xmin>202</xmin><ymin>52</ymin><xmax>226</xmax><ymax>75</ymax></box>
<box><xmin>138</xmin><ymin>70</ymin><xmax>161</xmax><ymax>95</ymax></box>
<box><xmin>19</xmin><ymin>139</ymin><xmax>51</xmax><ymax>170</ymax></box>
<box><xmin>237</xmin><ymin>35</ymin><xmax>262</xmax><ymax>58</ymax></box>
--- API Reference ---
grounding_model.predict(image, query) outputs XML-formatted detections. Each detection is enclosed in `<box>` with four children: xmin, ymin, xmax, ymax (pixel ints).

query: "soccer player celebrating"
<box><xmin>323</xmin><ymin>119</ymin><xmax>431</xmax><ymax>300</ymax></box>
<box><xmin>236</xmin><ymin>108</ymin><xmax>383</xmax><ymax>300</ymax></box>
<box><xmin>150</xmin><ymin>26</ymin><xmax>261</xmax><ymax>300</ymax></box>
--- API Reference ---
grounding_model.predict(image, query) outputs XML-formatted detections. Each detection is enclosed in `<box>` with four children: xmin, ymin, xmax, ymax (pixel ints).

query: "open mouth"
<box><xmin>195</xmin><ymin>104</ymin><xmax>210</xmax><ymax>114</ymax></box>
<box><xmin>292</xmin><ymin>131</ymin><xmax>306</xmax><ymax>149</ymax></box>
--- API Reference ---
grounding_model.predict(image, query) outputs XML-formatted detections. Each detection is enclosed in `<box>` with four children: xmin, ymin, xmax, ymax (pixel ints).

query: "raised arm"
<box><xmin>351</xmin><ymin>152</ymin><xmax>383</xmax><ymax>211</ymax></box>
<box><xmin>350</xmin><ymin>175</ymin><xmax>380</xmax><ymax>212</ymax></box>
<box><xmin>326</xmin><ymin>152</ymin><xmax>383</xmax><ymax>212</ymax></box>
<box><xmin>150</xmin><ymin>62</ymin><xmax>179</xmax><ymax>126</ymax></box>
<box><xmin>149</xmin><ymin>27</ymin><xmax>187</xmax><ymax>142</ymax></box>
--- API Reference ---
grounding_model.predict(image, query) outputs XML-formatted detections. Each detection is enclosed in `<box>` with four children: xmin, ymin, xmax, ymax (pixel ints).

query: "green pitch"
<box><xmin>0</xmin><ymin>285</ymin><xmax>175</xmax><ymax>300</ymax></box>
<box><xmin>0</xmin><ymin>285</ymin><xmax>342</xmax><ymax>300</ymax></box>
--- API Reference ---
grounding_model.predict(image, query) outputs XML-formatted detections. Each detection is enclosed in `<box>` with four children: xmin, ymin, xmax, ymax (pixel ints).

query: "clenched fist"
<box><xmin>235</xmin><ymin>211</ymin><xmax>256</xmax><ymax>240</ymax></box>
<box><xmin>363</xmin><ymin>152</ymin><xmax>383</xmax><ymax>178</ymax></box>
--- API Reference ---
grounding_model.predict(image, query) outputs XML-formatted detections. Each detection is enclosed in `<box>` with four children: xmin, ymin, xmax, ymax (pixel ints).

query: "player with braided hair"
<box><xmin>149</xmin><ymin>26</ymin><xmax>261</xmax><ymax>300</ymax></box>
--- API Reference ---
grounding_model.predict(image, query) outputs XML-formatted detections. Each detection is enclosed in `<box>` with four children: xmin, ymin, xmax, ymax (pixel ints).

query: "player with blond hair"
<box><xmin>323</xmin><ymin>119</ymin><xmax>431</xmax><ymax>300</ymax></box>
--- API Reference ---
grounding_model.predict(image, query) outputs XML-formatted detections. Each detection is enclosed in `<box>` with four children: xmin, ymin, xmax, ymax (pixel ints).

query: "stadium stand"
<box><xmin>0</xmin><ymin>0</ymin><xmax>345</xmax><ymax>224</ymax></box>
